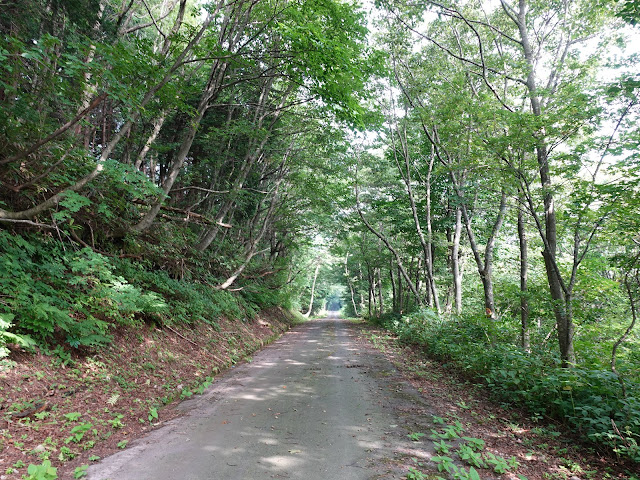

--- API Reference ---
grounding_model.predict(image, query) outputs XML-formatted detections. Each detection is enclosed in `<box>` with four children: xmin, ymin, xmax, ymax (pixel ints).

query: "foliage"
<box><xmin>0</xmin><ymin>231</ymin><xmax>167</xmax><ymax>348</ymax></box>
<box><xmin>25</xmin><ymin>460</ymin><xmax>57</xmax><ymax>480</ymax></box>
<box><xmin>0</xmin><ymin>230</ymin><xmax>273</xmax><ymax>353</ymax></box>
<box><xmin>0</xmin><ymin>312</ymin><xmax>35</xmax><ymax>358</ymax></box>
<box><xmin>377</xmin><ymin>310</ymin><xmax>640</xmax><ymax>461</ymax></box>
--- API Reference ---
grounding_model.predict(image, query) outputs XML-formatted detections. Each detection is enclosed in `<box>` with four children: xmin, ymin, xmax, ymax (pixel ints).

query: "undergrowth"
<box><xmin>372</xmin><ymin>309</ymin><xmax>640</xmax><ymax>463</ymax></box>
<box><xmin>0</xmin><ymin>231</ymin><xmax>267</xmax><ymax>355</ymax></box>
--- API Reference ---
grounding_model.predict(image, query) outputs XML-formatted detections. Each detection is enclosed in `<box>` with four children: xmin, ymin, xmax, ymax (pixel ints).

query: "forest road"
<box><xmin>88</xmin><ymin>314</ymin><xmax>437</xmax><ymax>480</ymax></box>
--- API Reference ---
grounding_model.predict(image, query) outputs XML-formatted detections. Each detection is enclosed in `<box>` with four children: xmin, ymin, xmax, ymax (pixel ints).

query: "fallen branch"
<box><xmin>165</xmin><ymin>325</ymin><xmax>199</xmax><ymax>347</ymax></box>
<box><xmin>0</xmin><ymin>218</ymin><xmax>55</xmax><ymax>229</ymax></box>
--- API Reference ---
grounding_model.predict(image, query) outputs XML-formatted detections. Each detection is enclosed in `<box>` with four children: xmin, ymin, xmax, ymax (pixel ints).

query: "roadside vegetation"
<box><xmin>371</xmin><ymin>311</ymin><xmax>640</xmax><ymax>466</ymax></box>
<box><xmin>360</xmin><ymin>324</ymin><xmax>640</xmax><ymax>480</ymax></box>
<box><xmin>2</xmin><ymin>0</ymin><xmax>640</xmax><ymax>478</ymax></box>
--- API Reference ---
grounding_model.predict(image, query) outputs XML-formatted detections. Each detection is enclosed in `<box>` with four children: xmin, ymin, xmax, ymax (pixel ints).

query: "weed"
<box><xmin>457</xmin><ymin>444</ymin><xmax>486</xmax><ymax>468</ymax></box>
<box><xmin>408</xmin><ymin>432</ymin><xmax>426</xmax><ymax>442</ymax></box>
<box><xmin>25</xmin><ymin>460</ymin><xmax>57</xmax><ymax>480</ymax></box>
<box><xmin>58</xmin><ymin>446</ymin><xmax>75</xmax><ymax>461</ymax></box>
<box><xmin>484</xmin><ymin>451</ymin><xmax>518</xmax><ymax>474</ymax></box>
<box><xmin>108</xmin><ymin>414</ymin><xmax>125</xmax><ymax>429</ymax></box>
<box><xmin>65</xmin><ymin>422</ymin><xmax>93</xmax><ymax>444</ymax></box>
<box><xmin>63</xmin><ymin>412</ymin><xmax>82</xmax><ymax>422</ymax></box>
<box><xmin>148</xmin><ymin>406</ymin><xmax>158</xmax><ymax>423</ymax></box>
<box><xmin>406</xmin><ymin>467</ymin><xmax>432</xmax><ymax>480</ymax></box>
<box><xmin>74</xmin><ymin>465</ymin><xmax>89</xmax><ymax>479</ymax></box>
<box><xmin>433</xmin><ymin>440</ymin><xmax>450</xmax><ymax>454</ymax></box>
<box><xmin>461</xmin><ymin>437</ymin><xmax>485</xmax><ymax>452</ymax></box>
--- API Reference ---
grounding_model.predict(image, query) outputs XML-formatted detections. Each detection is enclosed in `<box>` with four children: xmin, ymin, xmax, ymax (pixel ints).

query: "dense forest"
<box><xmin>2</xmin><ymin>0</ymin><xmax>640</xmax><ymax>474</ymax></box>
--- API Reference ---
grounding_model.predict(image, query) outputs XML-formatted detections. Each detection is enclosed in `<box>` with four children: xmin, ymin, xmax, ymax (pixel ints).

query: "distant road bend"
<box><xmin>88</xmin><ymin>314</ymin><xmax>434</xmax><ymax>480</ymax></box>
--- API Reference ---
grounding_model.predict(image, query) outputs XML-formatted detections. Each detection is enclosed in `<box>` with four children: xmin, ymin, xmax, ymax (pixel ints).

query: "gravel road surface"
<box><xmin>88</xmin><ymin>314</ymin><xmax>436</xmax><ymax>480</ymax></box>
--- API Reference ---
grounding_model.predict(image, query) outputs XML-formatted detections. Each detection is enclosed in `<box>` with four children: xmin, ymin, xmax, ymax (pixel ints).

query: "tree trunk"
<box><xmin>514</xmin><ymin>0</ymin><xmax>574</xmax><ymax>365</ymax></box>
<box><xmin>303</xmin><ymin>263</ymin><xmax>321</xmax><ymax>318</ymax></box>
<box><xmin>390</xmin><ymin>258</ymin><xmax>397</xmax><ymax>313</ymax></box>
<box><xmin>518</xmin><ymin>193</ymin><xmax>530</xmax><ymax>352</ymax></box>
<box><xmin>393</xmin><ymin>123</ymin><xmax>441</xmax><ymax>312</ymax></box>
<box><xmin>377</xmin><ymin>267</ymin><xmax>384</xmax><ymax>317</ymax></box>
<box><xmin>355</xmin><ymin>180</ymin><xmax>423</xmax><ymax>306</ymax></box>
<box><xmin>345</xmin><ymin>253</ymin><xmax>360</xmax><ymax>317</ymax></box>
<box><xmin>452</xmin><ymin>207</ymin><xmax>463</xmax><ymax>315</ymax></box>
<box><xmin>459</xmin><ymin>191</ymin><xmax>507</xmax><ymax>319</ymax></box>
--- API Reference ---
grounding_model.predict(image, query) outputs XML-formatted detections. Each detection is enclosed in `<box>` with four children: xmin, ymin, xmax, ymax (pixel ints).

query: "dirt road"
<box><xmin>88</xmin><ymin>315</ymin><xmax>435</xmax><ymax>480</ymax></box>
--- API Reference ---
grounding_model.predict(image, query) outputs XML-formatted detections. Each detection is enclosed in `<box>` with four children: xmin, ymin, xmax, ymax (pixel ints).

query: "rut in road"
<box><xmin>88</xmin><ymin>315</ymin><xmax>438</xmax><ymax>480</ymax></box>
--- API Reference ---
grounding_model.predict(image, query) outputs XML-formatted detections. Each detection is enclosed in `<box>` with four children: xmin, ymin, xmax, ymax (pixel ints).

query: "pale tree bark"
<box><xmin>214</xmin><ymin>136</ymin><xmax>294</xmax><ymax>290</ymax></box>
<box><xmin>390</xmin><ymin>258</ymin><xmax>398</xmax><ymax>313</ymax></box>
<box><xmin>505</xmin><ymin>0</ymin><xmax>574</xmax><ymax>364</ymax></box>
<box><xmin>459</xmin><ymin>191</ymin><xmax>507</xmax><ymax>319</ymax></box>
<box><xmin>377</xmin><ymin>267</ymin><xmax>384</xmax><ymax>316</ymax></box>
<box><xmin>518</xmin><ymin>191</ymin><xmax>530</xmax><ymax>352</ymax></box>
<box><xmin>215</xmin><ymin>176</ymin><xmax>284</xmax><ymax>290</ymax></box>
<box><xmin>303</xmin><ymin>263</ymin><xmax>321</xmax><ymax>318</ymax></box>
<box><xmin>355</xmin><ymin>172</ymin><xmax>423</xmax><ymax>307</ymax></box>
<box><xmin>134</xmin><ymin>112</ymin><xmax>167</xmax><ymax>171</ymax></box>
<box><xmin>132</xmin><ymin>0</ymin><xmax>256</xmax><ymax>233</ymax></box>
<box><xmin>195</xmin><ymin>82</ymin><xmax>297</xmax><ymax>251</ymax></box>
<box><xmin>345</xmin><ymin>252</ymin><xmax>360</xmax><ymax>317</ymax></box>
<box><xmin>392</xmin><ymin>118</ymin><xmax>441</xmax><ymax>313</ymax></box>
<box><xmin>451</xmin><ymin>207</ymin><xmax>463</xmax><ymax>315</ymax></box>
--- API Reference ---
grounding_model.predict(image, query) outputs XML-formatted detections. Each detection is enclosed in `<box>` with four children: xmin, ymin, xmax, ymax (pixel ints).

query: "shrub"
<box><xmin>377</xmin><ymin>308</ymin><xmax>640</xmax><ymax>462</ymax></box>
<box><xmin>0</xmin><ymin>232</ymin><xmax>166</xmax><ymax>349</ymax></box>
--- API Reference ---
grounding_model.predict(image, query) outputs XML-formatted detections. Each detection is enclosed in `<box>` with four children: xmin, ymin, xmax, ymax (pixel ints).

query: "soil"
<box><xmin>355</xmin><ymin>321</ymin><xmax>639</xmax><ymax>480</ymax></box>
<box><xmin>0</xmin><ymin>307</ymin><xmax>296</xmax><ymax>480</ymax></box>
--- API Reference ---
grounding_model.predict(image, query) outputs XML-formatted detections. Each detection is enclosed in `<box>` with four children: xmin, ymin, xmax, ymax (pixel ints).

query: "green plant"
<box><xmin>148</xmin><ymin>406</ymin><xmax>158</xmax><ymax>423</ymax></box>
<box><xmin>108</xmin><ymin>415</ymin><xmax>125</xmax><ymax>429</ymax></box>
<box><xmin>58</xmin><ymin>446</ymin><xmax>75</xmax><ymax>461</ymax></box>
<box><xmin>25</xmin><ymin>460</ymin><xmax>57</xmax><ymax>480</ymax></box>
<box><xmin>433</xmin><ymin>440</ymin><xmax>450</xmax><ymax>454</ymax></box>
<box><xmin>65</xmin><ymin>422</ymin><xmax>93</xmax><ymax>443</ymax></box>
<box><xmin>432</xmin><ymin>456</ymin><xmax>456</xmax><ymax>473</ymax></box>
<box><xmin>461</xmin><ymin>437</ymin><xmax>485</xmax><ymax>452</ymax></box>
<box><xmin>406</xmin><ymin>467</ymin><xmax>430</xmax><ymax>480</ymax></box>
<box><xmin>74</xmin><ymin>465</ymin><xmax>89</xmax><ymax>479</ymax></box>
<box><xmin>63</xmin><ymin>412</ymin><xmax>82</xmax><ymax>422</ymax></box>
<box><xmin>457</xmin><ymin>444</ymin><xmax>486</xmax><ymax>468</ymax></box>
<box><xmin>408</xmin><ymin>432</ymin><xmax>426</xmax><ymax>442</ymax></box>
<box><xmin>378</xmin><ymin>308</ymin><xmax>640</xmax><ymax>461</ymax></box>
<box><xmin>483</xmin><ymin>452</ymin><xmax>518</xmax><ymax>474</ymax></box>
<box><xmin>117</xmin><ymin>440</ymin><xmax>128</xmax><ymax>449</ymax></box>
<box><xmin>82</xmin><ymin>440</ymin><xmax>96</xmax><ymax>450</ymax></box>
<box><xmin>0</xmin><ymin>313</ymin><xmax>35</xmax><ymax>358</ymax></box>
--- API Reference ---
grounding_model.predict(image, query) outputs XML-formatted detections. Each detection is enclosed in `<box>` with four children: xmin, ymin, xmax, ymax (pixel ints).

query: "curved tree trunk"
<box><xmin>303</xmin><ymin>263</ymin><xmax>321</xmax><ymax>318</ymax></box>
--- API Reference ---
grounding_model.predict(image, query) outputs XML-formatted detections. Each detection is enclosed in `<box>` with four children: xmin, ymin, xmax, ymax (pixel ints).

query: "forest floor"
<box><xmin>0</xmin><ymin>307</ymin><xmax>297</xmax><ymax>480</ymax></box>
<box><xmin>356</xmin><ymin>320</ymin><xmax>639</xmax><ymax>480</ymax></box>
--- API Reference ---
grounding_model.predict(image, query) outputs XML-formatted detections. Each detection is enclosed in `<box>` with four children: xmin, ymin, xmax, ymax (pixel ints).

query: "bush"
<box><xmin>377</xmin><ymin>308</ymin><xmax>640</xmax><ymax>462</ymax></box>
